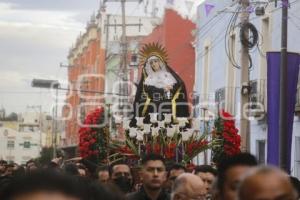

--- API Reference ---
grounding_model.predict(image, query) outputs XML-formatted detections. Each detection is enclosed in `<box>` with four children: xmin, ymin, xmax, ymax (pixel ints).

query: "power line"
<box><xmin>289</xmin><ymin>15</ymin><xmax>300</xmax><ymax>31</ymax></box>
<box><xmin>0</xmin><ymin>91</ymin><xmax>50</xmax><ymax>94</ymax></box>
<box><xmin>225</xmin><ymin>6</ymin><xmax>240</xmax><ymax>69</ymax></box>
<box><xmin>248</xmin><ymin>0</ymin><xmax>300</xmax><ymax>21</ymax></box>
<box><xmin>289</xmin><ymin>11</ymin><xmax>300</xmax><ymax>21</ymax></box>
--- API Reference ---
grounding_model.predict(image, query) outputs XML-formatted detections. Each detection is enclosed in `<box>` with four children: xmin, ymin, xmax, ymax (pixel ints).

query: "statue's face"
<box><xmin>149</xmin><ymin>58</ymin><xmax>161</xmax><ymax>72</ymax></box>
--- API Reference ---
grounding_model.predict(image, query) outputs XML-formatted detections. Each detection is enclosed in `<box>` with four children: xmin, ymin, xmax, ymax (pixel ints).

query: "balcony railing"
<box><xmin>194</xmin><ymin>88</ymin><xmax>238</xmax><ymax>117</ymax></box>
<box><xmin>249</xmin><ymin>79</ymin><xmax>267</xmax><ymax>117</ymax></box>
<box><xmin>195</xmin><ymin>81</ymin><xmax>267</xmax><ymax>118</ymax></box>
<box><xmin>193</xmin><ymin>93</ymin><xmax>216</xmax><ymax>118</ymax></box>
<box><xmin>214</xmin><ymin>87</ymin><xmax>240</xmax><ymax>115</ymax></box>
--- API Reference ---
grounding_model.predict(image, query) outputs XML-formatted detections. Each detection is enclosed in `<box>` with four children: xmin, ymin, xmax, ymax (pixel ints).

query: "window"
<box><xmin>215</xmin><ymin>87</ymin><xmax>226</xmax><ymax>110</ymax></box>
<box><xmin>256</xmin><ymin>140</ymin><xmax>266</xmax><ymax>164</ymax></box>
<box><xmin>7</xmin><ymin>140</ymin><xmax>15</xmax><ymax>149</ymax></box>
<box><xmin>24</xmin><ymin>141</ymin><xmax>31</xmax><ymax>149</ymax></box>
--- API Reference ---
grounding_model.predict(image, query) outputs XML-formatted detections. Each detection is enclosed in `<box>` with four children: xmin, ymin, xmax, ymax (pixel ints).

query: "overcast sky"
<box><xmin>0</xmin><ymin>0</ymin><xmax>202</xmax><ymax>115</ymax></box>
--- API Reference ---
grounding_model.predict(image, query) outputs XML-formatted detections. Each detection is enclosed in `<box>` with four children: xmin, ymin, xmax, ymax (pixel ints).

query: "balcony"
<box><xmin>249</xmin><ymin>79</ymin><xmax>267</xmax><ymax>118</ymax></box>
<box><xmin>193</xmin><ymin>93</ymin><xmax>215</xmax><ymax>117</ymax></box>
<box><xmin>295</xmin><ymin>85</ymin><xmax>300</xmax><ymax>115</ymax></box>
<box><xmin>215</xmin><ymin>87</ymin><xmax>226</xmax><ymax>112</ymax></box>
<box><xmin>215</xmin><ymin>87</ymin><xmax>240</xmax><ymax>115</ymax></box>
<box><xmin>195</xmin><ymin>87</ymin><xmax>239</xmax><ymax>117</ymax></box>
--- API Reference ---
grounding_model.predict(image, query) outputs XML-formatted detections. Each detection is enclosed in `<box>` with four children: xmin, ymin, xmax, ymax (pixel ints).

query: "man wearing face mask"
<box><xmin>109</xmin><ymin>162</ymin><xmax>134</xmax><ymax>194</ymax></box>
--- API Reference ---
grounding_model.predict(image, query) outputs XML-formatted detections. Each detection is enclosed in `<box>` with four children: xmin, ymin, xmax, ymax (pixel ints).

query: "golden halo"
<box><xmin>139</xmin><ymin>43</ymin><xmax>168</xmax><ymax>65</ymax></box>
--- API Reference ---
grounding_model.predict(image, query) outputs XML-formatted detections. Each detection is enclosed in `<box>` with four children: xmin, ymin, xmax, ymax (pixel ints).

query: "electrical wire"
<box><xmin>289</xmin><ymin>15</ymin><xmax>300</xmax><ymax>31</ymax></box>
<box><xmin>129</xmin><ymin>1</ymin><xmax>142</xmax><ymax>16</ymax></box>
<box><xmin>194</xmin><ymin>4</ymin><xmax>240</xmax><ymax>59</ymax></box>
<box><xmin>250</xmin><ymin>0</ymin><xmax>300</xmax><ymax>59</ymax></box>
<box><xmin>249</xmin><ymin>0</ymin><xmax>300</xmax><ymax>22</ymax></box>
<box><xmin>289</xmin><ymin>11</ymin><xmax>300</xmax><ymax>22</ymax></box>
<box><xmin>196</xmin><ymin>1</ymin><xmax>239</xmax><ymax>39</ymax></box>
<box><xmin>255</xmin><ymin>29</ymin><xmax>267</xmax><ymax>58</ymax></box>
<box><xmin>197</xmin><ymin>12</ymin><xmax>227</xmax><ymax>39</ymax></box>
<box><xmin>239</xmin><ymin>22</ymin><xmax>259</xmax><ymax>49</ymax></box>
<box><xmin>224</xmin><ymin>6</ymin><xmax>241</xmax><ymax>69</ymax></box>
<box><xmin>0</xmin><ymin>91</ymin><xmax>49</xmax><ymax>94</ymax></box>
<box><xmin>162</xmin><ymin>0</ymin><xmax>300</xmax><ymax>73</ymax></box>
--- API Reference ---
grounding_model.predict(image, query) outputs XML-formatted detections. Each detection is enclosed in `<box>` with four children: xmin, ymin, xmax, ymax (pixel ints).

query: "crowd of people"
<box><xmin>0</xmin><ymin>153</ymin><xmax>300</xmax><ymax>200</ymax></box>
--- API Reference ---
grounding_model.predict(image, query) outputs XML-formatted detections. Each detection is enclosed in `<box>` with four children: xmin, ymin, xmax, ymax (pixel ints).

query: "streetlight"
<box><xmin>31</xmin><ymin>79</ymin><xmax>61</xmax><ymax>158</ymax></box>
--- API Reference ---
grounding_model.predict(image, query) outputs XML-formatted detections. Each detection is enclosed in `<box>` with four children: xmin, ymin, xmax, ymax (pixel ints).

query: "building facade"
<box><xmin>141</xmin><ymin>9</ymin><xmax>196</xmax><ymax>103</ymax></box>
<box><xmin>64</xmin><ymin>15</ymin><xmax>102</xmax><ymax>148</ymax></box>
<box><xmin>64</xmin><ymin>7</ymin><xmax>158</xmax><ymax>149</ymax></box>
<box><xmin>0</xmin><ymin>111</ymin><xmax>51</xmax><ymax>164</ymax></box>
<box><xmin>195</xmin><ymin>0</ymin><xmax>300</xmax><ymax>178</ymax></box>
<box><xmin>0</xmin><ymin>127</ymin><xmax>41</xmax><ymax>164</ymax></box>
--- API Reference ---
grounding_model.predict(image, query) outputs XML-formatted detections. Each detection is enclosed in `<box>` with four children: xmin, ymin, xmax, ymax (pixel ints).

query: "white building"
<box><xmin>0</xmin><ymin>127</ymin><xmax>41</xmax><ymax>164</ymax></box>
<box><xmin>0</xmin><ymin>111</ymin><xmax>54</xmax><ymax>164</ymax></box>
<box><xmin>100</xmin><ymin>11</ymin><xmax>160</xmax><ymax>106</ymax></box>
<box><xmin>195</xmin><ymin>0</ymin><xmax>300</xmax><ymax>178</ymax></box>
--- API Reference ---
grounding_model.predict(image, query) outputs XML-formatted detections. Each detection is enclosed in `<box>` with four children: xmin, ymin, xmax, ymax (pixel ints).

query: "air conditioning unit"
<box><xmin>249</xmin><ymin>80</ymin><xmax>266</xmax><ymax>118</ymax></box>
<box><xmin>250</xmin><ymin>80</ymin><xmax>258</xmax><ymax>94</ymax></box>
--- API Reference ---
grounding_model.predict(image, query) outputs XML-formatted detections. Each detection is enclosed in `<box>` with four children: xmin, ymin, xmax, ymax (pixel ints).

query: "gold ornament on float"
<box><xmin>139</xmin><ymin>43</ymin><xmax>169</xmax><ymax>65</ymax></box>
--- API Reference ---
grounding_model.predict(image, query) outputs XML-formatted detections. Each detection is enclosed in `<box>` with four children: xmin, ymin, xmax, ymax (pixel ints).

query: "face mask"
<box><xmin>113</xmin><ymin>176</ymin><xmax>133</xmax><ymax>193</ymax></box>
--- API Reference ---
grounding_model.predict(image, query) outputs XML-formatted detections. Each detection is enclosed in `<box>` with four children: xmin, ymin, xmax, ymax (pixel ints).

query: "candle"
<box><xmin>149</xmin><ymin>113</ymin><xmax>158</xmax><ymax>123</ymax></box>
<box><xmin>123</xmin><ymin>119</ymin><xmax>131</xmax><ymax>130</ymax></box>
<box><xmin>163</xmin><ymin>113</ymin><xmax>172</xmax><ymax>124</ymax></box>
<box><xmin>177</xmin><ymin>117</ymin><xmax>188</xmax><ymax>128</ymax></box>
<box><xmin>166</xmin><ymin>126</ymin><xmax>176</xmax><ymax>138</ymax></box>
<box><xmin>129</xmin><ymin>127</ymin><xmax>137</xmax><ymax>138</ymax></box>
<box><xmin>143</xmin><ymin>124</ymin><xmax>151</xmax><ymax>134</ymax></box>
<box><xmin>151</xmin><ymin>127</ymin><xmax>160</xmax><ymax>137</ymax></box>
<box><xmin>135</xmin><ymin>117</ymin><xmax>144</xmax><ymax>127</ymax></box>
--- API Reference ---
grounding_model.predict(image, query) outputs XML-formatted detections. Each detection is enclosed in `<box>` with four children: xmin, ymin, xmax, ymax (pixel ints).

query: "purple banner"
<box><xmin>267</xmin><ymin>52</ymin><xmax>300</xmax><ymax>171</ymax></box>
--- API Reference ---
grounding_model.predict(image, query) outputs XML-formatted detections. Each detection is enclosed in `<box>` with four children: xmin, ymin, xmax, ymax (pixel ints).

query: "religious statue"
<box><xmin>131</xmin><ymin>43</ymin><xmax>189</xmax><ymax>125</ymax></box>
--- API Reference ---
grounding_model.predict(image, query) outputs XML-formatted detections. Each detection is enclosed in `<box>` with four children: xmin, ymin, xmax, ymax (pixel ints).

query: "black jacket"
<box><xmin>126</xmin><ymin>187</ymin><xmax>170</xmax><ymax>200</ymax></box>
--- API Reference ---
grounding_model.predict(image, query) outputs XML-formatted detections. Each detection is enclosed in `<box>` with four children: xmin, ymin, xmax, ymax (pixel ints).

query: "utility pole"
<box><xmin>279</xmin><ymin>0</ymin><xmax>288</xmax><ymax>172</ymax></box>
<box><xmin>121</xmin><ymin>0</ymin><xmax>127</xmax><ymax>73</ymax></box>
<box><xmin>31</xmin><ymin>79</ymin><xmax>60</xmax><ymax>158</ymax></box>
<box><xmin>52</xmin><ymin>88</ymin><xmax>58</xmax><ymax>158</ymax></box>
<box><xmin>120</xmin><ymin>0</ymin><xmax>128</xmax><ymax>115</ymax></box>
<box><xmin>103</xmin><ymin>0</ymin><xmax>142</xmax><ymax>116</ymax></box>
<box><xmin>27</xmin><ymin>105</ymin><xmax>42</xmax><ymax>152</ymax></box>
<box><xmin>239</xmin><ymin>0</ymin><xmax>250</xmax><ymax>152</ymax></box>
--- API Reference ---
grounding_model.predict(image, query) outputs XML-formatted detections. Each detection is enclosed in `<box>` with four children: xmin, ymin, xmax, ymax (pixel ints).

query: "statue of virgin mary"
<box><xmin>131</xmin><ymin>43</ymin><xmax>189</xmax><ymax>125</ymax></box>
